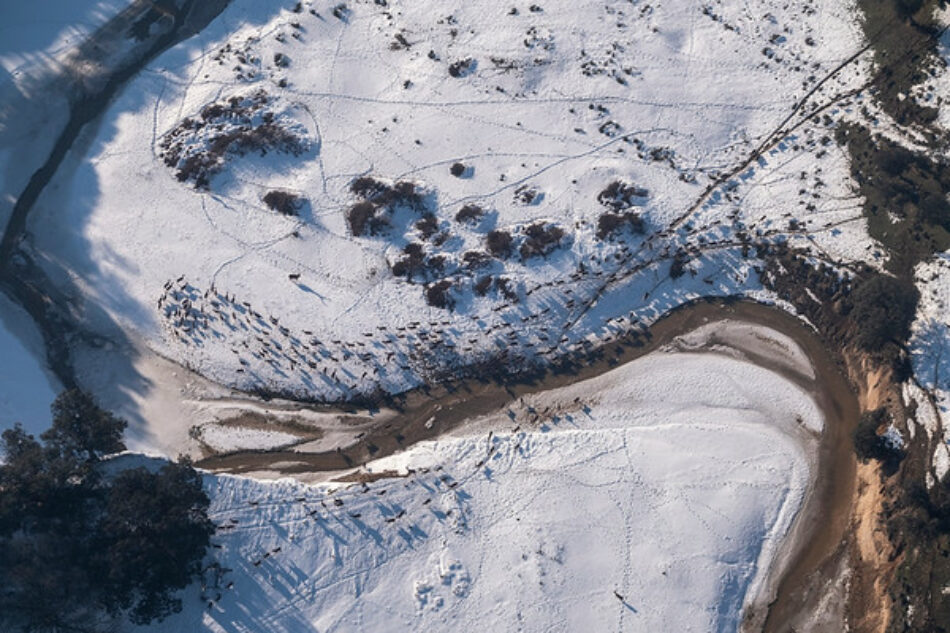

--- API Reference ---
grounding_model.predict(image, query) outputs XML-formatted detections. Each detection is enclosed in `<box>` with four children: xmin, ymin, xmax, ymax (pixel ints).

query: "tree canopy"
<box><xmin>0</xmin><ymin>390</ymin><xmax>213</xmax><ymax>632</ymax></box>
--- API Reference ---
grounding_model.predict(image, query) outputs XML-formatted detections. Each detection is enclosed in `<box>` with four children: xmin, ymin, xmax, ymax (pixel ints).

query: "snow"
<box><xmin>29</xmin><ymin>0</ymin><xmax>874</xmax><ymax>410</ymax></box>
<box><xmin>0</xmin><ymin>292</ymin><xmax>60</xmax><ymax>437</ymax></box>
<box><xmin>199</xmin><ymin>423</ymin><xmax>302</xmax><ymax>453</ymax></box>
<box><xmin>133</xmin><ymin>339</ymin><xmax>821</xmax><ymax>633</ymax></box>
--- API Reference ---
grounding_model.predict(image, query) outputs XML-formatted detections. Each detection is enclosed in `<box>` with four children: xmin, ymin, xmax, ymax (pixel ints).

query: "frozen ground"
<box><xmin>0</xmin><ymin>293</ymin><xmax>60</xmax><ymax>437</ymax></box>
<box><xmin>29</xmin><ymin>0</ymin><xmax>879</xmax><ymax>409</ymax></box>
<box><xmin>132</xmin><ymin>330</ymin><xmax>822</xmax><ymax>633</ymax></box>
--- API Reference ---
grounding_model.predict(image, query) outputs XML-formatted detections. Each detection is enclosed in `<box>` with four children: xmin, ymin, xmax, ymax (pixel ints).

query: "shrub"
<box><xmin>514</xmin><ymin>185</ymin><xmax>540</xmax><ymax>205</ymax></box>
<box><xmin>850</xmin><ymin>273</ymin><xmax>919</xmax><ymax>351</ymax></box>
<box><xmin>448</xmin><ymin>58</ymin><xmax>476</xmax><ymax>78</ymax></box>
<box><xmin>596</xmin><ymin>211</ymin><xmax>645</xmax><ymax>240</ymax></box>
<box><xmin>415</xmin><ymin>214</ymin><xmax>439</xmax><ymax>239</ymax></box>
<box><xmin>455</xmin><ymin>204</ymin><xmax>485</xmax><ymax>224</ymax></box>
<box><xmin>486</xmin><ymin>229</ymin><xmax>514</xmax><ymax>258</ymax></box>
<box><xmin>391</xmin><ymin>242</ymin><xmax>426</xmax><ymax>278</ymax></box>
<box><xmin>347</xmin><ymin>201</ymin><xmax>378</xmax><ymax>237</ymax></box>
<box><xmin>598</xmin><ymin>180</ymin><xmax>649</xmax><ymax>211</ymax></box>
<box><xmin>426</xmin><ymin>280</ymin><xmax>455</xmax><ymax>310</ymax></box>
<box><xmin>450</xmin><ymin>162</ymin><xmax>466</xmax><ymax>177</ymax></box>
<box><xmin>350</xmin><ymin>176</ymin><xmax>392</xmax><ymax>201</ymax></box>
<box><xmin>474</xmin><ymin>275</ymin><xmax>493</xmax><ymax>296</ymax></box>
<box><xmin>462</xmin><ymin>250</ymin><xmax>492</xmax><ymax>270</ymax></box>
<box><xmin>495</xmin><ymin>276</ymin><xmax>519</xmax><ymax>302</ymax></box>
<box><xmin>263</xmin><ymin>190</ymin><xmax>302</xmax><ymax>215</ymax></box>
<box><xmin>519</xmin><ymin>222</ymin><xmax>566</xmax><ymax>259</ymax></box>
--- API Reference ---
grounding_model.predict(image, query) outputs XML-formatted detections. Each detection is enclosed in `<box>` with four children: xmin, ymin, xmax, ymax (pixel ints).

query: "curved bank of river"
<box><xmin>197</xmin><ymin>298</ymin><xmax>860</xmax><ymax>631</ymax></box>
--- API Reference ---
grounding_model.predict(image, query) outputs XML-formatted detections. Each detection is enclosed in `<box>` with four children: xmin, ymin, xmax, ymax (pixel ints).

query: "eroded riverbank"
<box><xmin>194</xmin><ymin>298</ymin><xmax>861</xmax><ymax>630</ymax></box>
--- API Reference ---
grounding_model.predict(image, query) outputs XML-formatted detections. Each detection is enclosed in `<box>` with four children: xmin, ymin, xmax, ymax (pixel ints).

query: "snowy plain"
<box><xmin>28</xmin><ymin>0</ymin><xmax>877</xmax><ymax>413</ymax></box>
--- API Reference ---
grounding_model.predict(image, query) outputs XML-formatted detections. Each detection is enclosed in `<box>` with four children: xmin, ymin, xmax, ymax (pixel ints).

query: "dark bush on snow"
<box><xmin>448</xmin><ymin>58</ymin><xmax>476</xmax><ymax>78</ymax></box>
<box><xmin>450</xmin><ymin>162</ymin><xmax>466</xmax><ymax>177</ymax></box>
<box><xmin>350</xmin><ymin>176</ymin><xmax>392</xmax><ymax>201</ymax></box>
<box><xmin>426</xmin><ymin>280</ymin><xmax>456</xmax><ymax>310</ymax></box>
<box><xmin>391</xmin><ymin>242</ymin><xmax>426</xmax><ymax>278</ymax></box>
<box><xmin>596</xmin><ymin>211</ymin><xmax>645</xmax><ymax>240</ymax></box>
<box><xmin>463</xmin><ymin>250</ymin><xmax>492</xmax><ymax>270</ymax></box>
<box><xmin>474</xmin><ymin>275</ymin><xmax>493</xmax><ymax>296</ymax></box>
<box><xmin>263</xmin><ymin>190</ymin><xmax>302</xmax><ymax>215</ymax></box>
<box><xmin>455</xmin><ymin>204</ymin><xmax>485</xmax><ymax>224</ymax></box>
<box><xmin>347</xmin><ymin>201</ymin><xmax>378</xmax><ymax>237</ymax></box>
<box><xmin>415</xmin><ymin>214</ymin><xmax>439</xmax><ymax>240</ymax></box>
<box><xmin>519</xmin><ymin>222</ymin><xmax>566</xmax><ymax>259</ymax></box>
<box><xmin>495</xmin><ymin>276</ymin><xmax>519</xmax><ymax>302</ymax></box>
<box><xmin>486</xmin><ymin>229</ymin><xmax>514</xmax><ymax>258</ymax></box>
<box><xmin>597</xmin><ymin>180</ymin><xmax>649</xmax><ymax>211</ymax></box>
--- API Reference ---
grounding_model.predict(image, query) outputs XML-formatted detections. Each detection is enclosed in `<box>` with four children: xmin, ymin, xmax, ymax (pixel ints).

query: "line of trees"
<box><xmin>0</xmin><ymin>390</ymin><xmax>213</xmax><ymax>632</ymax></box>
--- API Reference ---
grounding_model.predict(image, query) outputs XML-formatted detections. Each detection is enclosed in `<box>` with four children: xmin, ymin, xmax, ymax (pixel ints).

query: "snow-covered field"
<box><xmin>0</xmin><ymin>293</ymin><xmax>60</xmax><ymax>437</ymax></box>
<box><xmin>133</xmin><ymin>324</ymin><xmax>822</xmax><ymax>633</ymax></box>
<box><xmin>29</xmin><ymin>0</ymin><xmax>877</xmax><ymax>408</ymax></box>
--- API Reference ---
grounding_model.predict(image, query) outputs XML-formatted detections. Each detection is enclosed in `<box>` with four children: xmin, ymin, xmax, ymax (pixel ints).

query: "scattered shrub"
<box><xmin>263</xmin><ymin>190</ymin><xmax>302</xmax><ymax>215</ymax></box>
<box><xmin>455</xmin><ymin>204</ymin><xmax>485</xmax><ymax>224</ymax></box>
<box><xmin>514</xmin><ymin>185</ymin><xmax>541</xmax><ymax>205</ymax></box>
<box><xmin>474</xmin><ymin>275</ymin><xmax>493</xmax><ymax>296</ymax></box>
<box><xmin>426</xmin><ymin>280</ymin><xmax>455</xmax><ymax>310</ymax></box>
<box><xmin>495</xmin><ymin>276</ymin><xmax>519</xmax><ymax>302</ymax></box>
<box><xmin>450</xmin><ymin>162</ymin><xmax>466</xmax><ymax>177</ymax></box>
<box><xmin>486</xmin><ymin>229</ymin><xmax>514</xmax><ymax>258</ymax></box>
<box><xmin>391</xmin><ymin>242</ymin><xmax>426</xmax><ymax>278</ymax></box>
<box><xmin>350</xmin><ymin>176</ymin><xmax>391</xmax><ymax>201</ymax></box>
<box><xmin>415</xmin><ymin>213</ymin><xmax>439</xmax><ymax>239</ymax></box>
<box><xmin>347</xmin><ymin>201</ymin><xmax>378</xmax><ymax>237</ymax></box>
<box><xmin>462</xmin><ymin>250</ymin><xmax>492</xmax><ymax>270</ymax></box>
<box><xmin>519</xmin><ymin>221</ymin><xmax>566</xmax><ymax>259</ymax></box>
<box><xmin>159</xmin><ymin>91</ymin><xmax>307</xmax><ymax>189</ymax></box>
<box><xmin>448</xmin><ymin>58</ymin><xmax>476</xmax><ymax>78</ymax></box>
<box><xmin>597</xmin><ymin>180</ymin><xmax>649</xmax><ymax>211</ymax></box>
<box><xmin>596</xmin><ymin>211</ymin><xmax>645</xmax><ymax>240</ymax></box>
<box><xmin>332</xmin><ymin>3</ymin><xmax>350</xmax><ymax>20</ymax></box>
